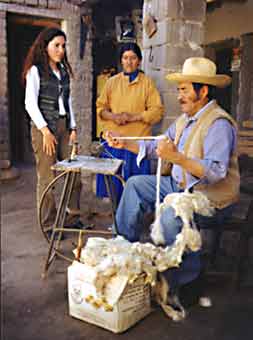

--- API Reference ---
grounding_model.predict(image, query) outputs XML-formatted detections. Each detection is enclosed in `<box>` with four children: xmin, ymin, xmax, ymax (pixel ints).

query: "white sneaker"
<box><xmin>198</xmin><ymin>296</ymin><xmax>212</xmax><ymax>307</ymax></box>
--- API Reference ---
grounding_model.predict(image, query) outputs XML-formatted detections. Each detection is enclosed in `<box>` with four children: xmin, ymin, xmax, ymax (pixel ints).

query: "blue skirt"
<box><xmin>96</xmin><ymin>142</ymin><xmax>151</xmax><ymax>203</ymax></box>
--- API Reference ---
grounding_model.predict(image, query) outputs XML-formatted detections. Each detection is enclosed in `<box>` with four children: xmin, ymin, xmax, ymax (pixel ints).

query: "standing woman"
<box><xmin>96</xmin><ymin>42</ymin><xmax>164</xmax><ymax>202</ymax></box>
<box><xmin>22</xmin><ymin>27</ymin><xmax>83</xmax><ymax>231</ymax></box>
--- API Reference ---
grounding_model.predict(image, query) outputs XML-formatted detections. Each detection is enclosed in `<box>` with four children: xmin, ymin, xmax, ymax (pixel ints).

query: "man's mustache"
<box><xmin>179</xmin><ymin>100</ymin><xmax>186</xmax><ymax>105</ymax></box>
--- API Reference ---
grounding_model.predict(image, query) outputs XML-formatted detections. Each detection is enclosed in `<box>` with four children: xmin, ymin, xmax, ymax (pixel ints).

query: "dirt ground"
<box><xmin>1</xmin><ymin>165</ymin><xmax>253</xmax><ymax>340</ymax></box>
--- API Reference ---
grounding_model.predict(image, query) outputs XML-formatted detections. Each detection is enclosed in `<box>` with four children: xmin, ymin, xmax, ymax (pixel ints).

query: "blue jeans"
<box><xmin>116</xmin><ymin>175</ymin><xmax>234</xmax><ymax>291</ymax></box>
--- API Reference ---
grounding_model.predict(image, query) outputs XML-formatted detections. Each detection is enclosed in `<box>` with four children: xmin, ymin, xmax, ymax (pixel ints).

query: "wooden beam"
<box><xmin>8</xmin><ymin>16</ymin><xmax>60</xmax><ymax>27</ymax></box>
<box><xmin>0</xmin><ymin>3</ymin><xmax>71</xmax><ymax>20</ymax></box>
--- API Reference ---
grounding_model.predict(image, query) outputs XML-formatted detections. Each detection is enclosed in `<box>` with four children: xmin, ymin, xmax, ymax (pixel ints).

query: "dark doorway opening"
<box><xmin>7</xmin><ymin>14</ymin><xmax>60</xmax><ymax>165</ymax></box>
<box><xmin>205</xmin><ymin>39</ymin><xmax>240</xmax><ymax>118</ymax></box>
<box><xmin>215</xmin><ymin>47</ymin><xmax>233</xmax><ymax>114</ymax></box>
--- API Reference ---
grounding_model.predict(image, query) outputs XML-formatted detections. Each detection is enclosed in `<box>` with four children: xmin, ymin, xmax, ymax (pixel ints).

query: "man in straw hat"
<box><xmin>104</xmin><ymin>57</ymin><xmax>240</xmax><ymax>309</ymax></box>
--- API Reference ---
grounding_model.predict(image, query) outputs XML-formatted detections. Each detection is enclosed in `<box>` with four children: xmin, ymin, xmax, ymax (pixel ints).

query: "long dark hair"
<box><xmin>22</xmin><ymin>27</ymin><xmax>73</xmax><ymax>85</ymax></box>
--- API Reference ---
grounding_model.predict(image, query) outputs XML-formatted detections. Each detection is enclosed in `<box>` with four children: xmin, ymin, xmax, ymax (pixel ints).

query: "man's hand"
<box><xmin>40</xmin><ymin>126</ymin><xmax>57</xmax><ymax>156</ymax></box>
<box><xmin>157</xmin><ymin>137</ymin><xmax>205</xmax><ymax>178</ymax></box>
<box><xmin>104</xmin><ymin>131</ymin><xmax>140</xmax><ymax>154</ymax></box>
<box><xmin>156</xmin><ymin>138</ymin><xmax>181</xmax><ymax>163</ymax></box>
<box><xmin>104</xmin><ymin>131</ymin><xmax>126</xmax><ymax>149</ymax></box>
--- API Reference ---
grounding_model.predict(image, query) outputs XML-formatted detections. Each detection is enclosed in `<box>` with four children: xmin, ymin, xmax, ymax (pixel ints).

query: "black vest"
<box><xmin>37</xmin><ymin>63</ymin><xmax>71</xmax><ymax>134</ymax></box>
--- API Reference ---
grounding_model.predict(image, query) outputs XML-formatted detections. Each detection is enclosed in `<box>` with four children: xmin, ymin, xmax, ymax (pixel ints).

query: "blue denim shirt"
<box><xmin>137</xmin><ymin>100</ymin><xmax>237</xmax><ymax>190</ymax></box>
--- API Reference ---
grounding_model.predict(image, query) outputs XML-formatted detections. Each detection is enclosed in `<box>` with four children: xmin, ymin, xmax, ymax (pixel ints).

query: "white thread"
<box><xmin>111</xmin><ymin>135</ymin><xmax>165</xmax><ymax>216</ymax></box>
<box><xmin>115</xmin><ymin>136</ymin><xmax>165</xmax><ymax>218</ymax></box>
<box><xmin>107</xmin><ymin>135</ymin><xmax>165</xmax><ymax>218</ymax></box>
<box><xmin>156</xmin><ymin>157</ymin><xmax>162</xmax><ymax>219</ymax></box>
<box><xmin>115</xmin><ymin>135</ymin><xmax>166</xmax><ymax>140</ymax></box>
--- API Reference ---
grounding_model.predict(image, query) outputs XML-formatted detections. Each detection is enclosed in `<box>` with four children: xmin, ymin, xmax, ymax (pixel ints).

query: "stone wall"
<box><xmin>0</xmin><ymin>0</ymin><xmax>93</xmax><ymax>182</ymax></box>
<box><xmin>142</xmin><ymin>0</ymin><xmax>206</xmax><ymax>133</ymax></box>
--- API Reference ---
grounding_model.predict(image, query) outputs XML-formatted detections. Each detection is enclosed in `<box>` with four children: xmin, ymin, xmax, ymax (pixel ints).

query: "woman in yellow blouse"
<box><xmin>96</xmin><ymin>42</ymin><xmax>164</xmax><ymax>202</ymax></box>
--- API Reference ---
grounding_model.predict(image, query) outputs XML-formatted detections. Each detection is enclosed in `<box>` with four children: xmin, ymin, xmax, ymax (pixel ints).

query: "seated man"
<box><xmin>104</xmin><ymin>57</ymin><xmax>240</xmax><ymax>304</ymax></box>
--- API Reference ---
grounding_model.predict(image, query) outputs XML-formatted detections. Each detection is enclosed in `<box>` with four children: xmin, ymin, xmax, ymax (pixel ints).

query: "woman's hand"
<box><xmin>101</xmin><ymin>110</ymin><xmax>142</xmax><ymax>125</ymax></box>
<box><xmin>69</xmin><ymin>129</ymin><xmax>77</xmax><ymax>144</ymax></box>
<box><xmin>100</xmin><ymin>110</ymin><xmax>127</xmax><ymax>125</ymax></box>
<box><xmin>40</xmin><ymin>126</ymin><xmax>57</xmax><ymax>156</ymax></box>
<box><xmin>121</xmin><ymin>112</ymin><xmax>143</xmax><ymax>123</ymax></box>
<box><xmin>113</xmin><ymin>112</ymin><xmax>143</xmax><ymax>125</ymax></box>
<box><xmin>112</xmin><ymin>113</ymin><xmax>128</xmax><ymax>125</ymax></box>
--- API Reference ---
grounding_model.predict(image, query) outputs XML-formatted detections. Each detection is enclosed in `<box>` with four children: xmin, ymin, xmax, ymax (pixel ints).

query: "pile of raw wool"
<box><xmin>75</xmin><ymin>191</ymin><xmax>214</xmax><ymax>309</ymax></box>
<box><xmin>151</xmin><ymin>190</ymin><xmax>215</xmax><ymax>246</ymax></box>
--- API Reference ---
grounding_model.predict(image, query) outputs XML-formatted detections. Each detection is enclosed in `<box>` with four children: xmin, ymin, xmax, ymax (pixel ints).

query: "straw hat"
<box><xmin>166</xmin><ymin>57</ymin><xmax>231</xmax><ymax>88</ymax></box>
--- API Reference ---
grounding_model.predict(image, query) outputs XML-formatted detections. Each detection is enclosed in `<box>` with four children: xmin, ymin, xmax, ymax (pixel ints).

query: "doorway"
<box><xmin>204</xmin><ymin>39</ymin><xmax>240</xmax><ymax>118</ymax></box>
<box><xmin>7</xmin><ymin>14</ymin><xmax>60</xmax><ymax>165</ymax></box>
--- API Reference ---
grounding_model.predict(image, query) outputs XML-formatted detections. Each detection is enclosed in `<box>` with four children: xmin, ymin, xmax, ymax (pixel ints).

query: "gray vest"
<box><xmin>37</xmin><ymin>63</ymin><xmax>70</xmax><ymax>134</ymax></box>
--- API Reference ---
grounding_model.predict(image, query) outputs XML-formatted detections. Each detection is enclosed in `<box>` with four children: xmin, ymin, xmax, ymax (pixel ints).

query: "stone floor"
<box><xmin>1</xmin><ymin>165</ymin><xmax>253</xmax><ymax>340</ymax></box>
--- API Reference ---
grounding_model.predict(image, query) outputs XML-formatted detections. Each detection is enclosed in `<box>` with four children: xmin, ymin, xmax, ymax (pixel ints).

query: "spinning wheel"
<box><xmin>39</xmin><ymin>170</ymin><xmax>69</xmax><ymax>243</ymax></box>
<box><xmin>39</xmin><ymin>155</ymin><xmax>124</xmax><ymax>277</ymax></box>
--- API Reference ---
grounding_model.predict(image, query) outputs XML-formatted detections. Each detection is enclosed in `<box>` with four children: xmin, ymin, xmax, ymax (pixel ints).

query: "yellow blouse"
<box><xmin>96</xmin><ymin>72</ymin><xmax>164</xmax><ymax>137</ymax></box>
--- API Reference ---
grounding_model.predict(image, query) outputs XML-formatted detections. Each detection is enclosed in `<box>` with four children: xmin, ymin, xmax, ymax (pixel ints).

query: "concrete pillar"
<box><xmin>142</xmin><ymin>0</ymin><xmax>206</xmax><ymax>133</ymax></box>
<box><xmin>63</xmin><ymin>5</ymin><xmax>93</xmax><ymax>192</ymax></box>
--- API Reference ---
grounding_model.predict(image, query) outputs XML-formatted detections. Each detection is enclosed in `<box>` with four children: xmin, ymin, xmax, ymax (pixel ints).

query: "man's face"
<box><xmin>121</xmin><ymin>50</ymin><xmax>140</xmax><ymax>73</ymax></box>
<box><xmin>177</xmin><ymin>82</ymin><xmax>207</xmax><ymax>116</ymax></box>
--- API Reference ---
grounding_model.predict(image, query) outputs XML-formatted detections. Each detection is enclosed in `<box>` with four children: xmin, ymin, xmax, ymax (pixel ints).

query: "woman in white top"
<box><xmin>22</xmin><ymin>27</ymin><xmax>83</xmax><ymax>233</ymax></box>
